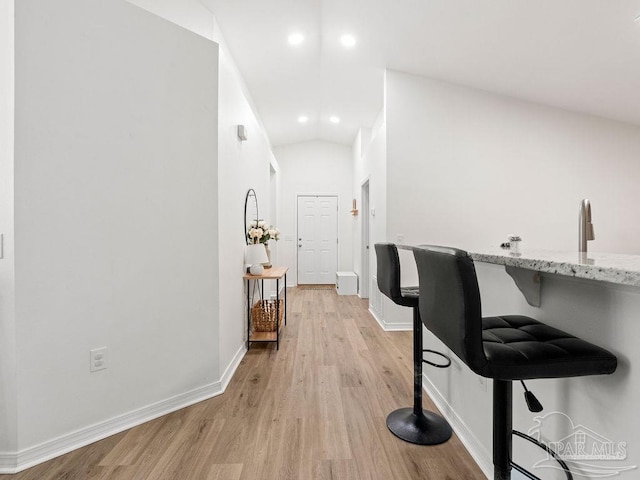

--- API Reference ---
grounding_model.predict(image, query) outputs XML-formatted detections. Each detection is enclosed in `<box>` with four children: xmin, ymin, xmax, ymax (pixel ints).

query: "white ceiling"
<box><xmin>203</xmin><ymin>0</ymin><xmax>640</xmax><ymax>147</ymax></box>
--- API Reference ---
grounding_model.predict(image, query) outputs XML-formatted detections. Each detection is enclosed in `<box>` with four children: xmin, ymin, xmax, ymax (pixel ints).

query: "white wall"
<box><xmin>274</xmin><ymin>140</ymin><xmax>353</xmax><ymax>286</ymax></box>
<box><xmin>92</xmin><ymin>0</ymin><xmax>280</xmax><ymax>408</ymax></box>
<box><xmin>385</xmin><ymin>69</ymin><xmax>640</xmax><ymax>477</ymax></box>
<box><xmin>386</xmin><ymin>70</ymin><xmax>640</xmax><ymax>255</ymax></box>
<box><xmin>126</xmin><ymin>0</ymin><xmax>214</xmax><ymax>39</ymax></box>
<box><xmin>350</xmin><ymin>111</ymin><xmax>407</xmax><ymax>330</ymax></box>
<box><xmin>351</xmin><ymin>127</ymin><xmax>370</xmax><ymax>297</ymax></box>
<box><xmin>0</xmin><ymin>0</ymin><xmax>17</xmax><ymax>455</ymax></box>
<box><xmin>13</xmin><ymin>0</ymin><xmax>219</xmax><ymax>459</ymax></box>
<box><xmin>216</xmin><ymin>44</ymin><xmax>279</xmax><ymax>374</ymax></box>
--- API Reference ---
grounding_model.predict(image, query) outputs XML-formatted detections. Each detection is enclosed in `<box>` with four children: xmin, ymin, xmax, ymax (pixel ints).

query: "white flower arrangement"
<box><xmin>247</xmin><ymin>220</ymin><xmax>280</xmax><ymax>244</ymax></box>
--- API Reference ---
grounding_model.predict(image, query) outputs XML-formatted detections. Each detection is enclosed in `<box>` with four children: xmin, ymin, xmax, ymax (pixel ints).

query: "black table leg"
<box><xmin>276</xmin><ymin>277</ymin><xmax>280</xmax><ymax>350</ymax></box>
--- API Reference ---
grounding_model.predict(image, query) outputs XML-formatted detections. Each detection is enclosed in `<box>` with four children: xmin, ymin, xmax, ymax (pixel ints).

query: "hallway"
<box><xmin>5</xmin><ymin>288</ymin><xmax>485</xmax><ymax>480</ymax></box>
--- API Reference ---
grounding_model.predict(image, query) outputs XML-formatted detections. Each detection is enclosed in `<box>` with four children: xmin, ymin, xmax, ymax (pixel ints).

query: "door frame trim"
<box><xmin>360</xmin><ymin>178</ymin><xmax>370</xmax><ymax>299</ymax></box>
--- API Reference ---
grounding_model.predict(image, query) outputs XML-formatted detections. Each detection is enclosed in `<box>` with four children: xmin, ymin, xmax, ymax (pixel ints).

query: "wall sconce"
<box><xmin>237</xmin><ymin>124</ymin><xmax>248</xmax><ymax>142</ymax></box>
<box><xmin>350</xmin><ymin>198</ymin><xmax>358</xmax><ymax>216</ymax></box>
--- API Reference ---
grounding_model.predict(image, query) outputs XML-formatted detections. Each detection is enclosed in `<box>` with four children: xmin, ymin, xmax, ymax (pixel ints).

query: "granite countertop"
<box><xmin>470</xmin><ymin>247</ymin><xmax>640</xmax><ymax>287</ymax></box>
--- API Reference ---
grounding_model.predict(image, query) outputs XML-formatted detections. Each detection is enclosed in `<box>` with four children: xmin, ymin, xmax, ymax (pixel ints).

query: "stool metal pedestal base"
<box><xmin>386</xmin><ymin>306</ymin><xmax>453</xmax><ymax>445</ymax></box>
<box><xmin>387</xmin><ymin>408</ymin><xmax>452</xmax><ymax>445</ymax></box>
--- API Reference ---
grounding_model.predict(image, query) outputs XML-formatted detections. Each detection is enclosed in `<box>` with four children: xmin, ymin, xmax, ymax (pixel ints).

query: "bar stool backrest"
<box><xmin>374</xmin><ymin>243</ymin><xmax>403</xmax><ymax>304</ymax></box>
<box><xmin>413</xmin><ymin>245</ymin><xmax>488</xmax><ymax>374</ymax></box>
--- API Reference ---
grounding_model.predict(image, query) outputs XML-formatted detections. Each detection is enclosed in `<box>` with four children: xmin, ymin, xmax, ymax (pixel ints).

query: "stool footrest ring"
<box><xmin>422</xmin><ymin>349</ymin><xmax>451</xmax><ymax>368</ymax></box>
<box><xmin>511</xmin><ymin>430</ymin><xmax>573</xmax><ymax>480</ymax></box>
<box><xmin>511</xmin><ymin>462</ymin><xmax>541</xmax><ymax>480</ymax></box>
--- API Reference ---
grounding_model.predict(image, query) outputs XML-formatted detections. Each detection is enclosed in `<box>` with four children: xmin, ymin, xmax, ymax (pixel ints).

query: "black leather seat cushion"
<box><xmin>479</xmin><ymin>315</ymin><xmax>617</xmax><ymax>381</ymax></box>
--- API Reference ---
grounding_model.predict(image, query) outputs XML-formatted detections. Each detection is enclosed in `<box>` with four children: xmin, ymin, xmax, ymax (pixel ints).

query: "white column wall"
<box><xmin>14</xmin><ymin>0</ymin><xmax>219</xmax><ymax>454</ymax></box>
<box><xmin>0</xmin><ymin>0</ymin><xmax>17</xmax><ymax>455</ymax></box>
<box><xmin>127</xmin><ymin>0</ymin><xmax>281</xmax><ymax>407</ymax></box>
<box><xmin>125</xmin><ymin>0</ymin><xmax>215</xmax><ymax>39</ymax></box>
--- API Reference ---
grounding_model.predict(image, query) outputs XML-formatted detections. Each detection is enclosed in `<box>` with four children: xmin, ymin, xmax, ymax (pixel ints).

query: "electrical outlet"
<box><xmin>90</xmin><ymin>347</ymin><xmax>108</xmax><ymax>372</ymax></box>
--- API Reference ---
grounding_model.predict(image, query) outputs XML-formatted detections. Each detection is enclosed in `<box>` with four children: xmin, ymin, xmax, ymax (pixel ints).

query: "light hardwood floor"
<box><xmin>6</xmin><ymin>288</ymin><xmax>486</xmax><ymax>480</ymax></box>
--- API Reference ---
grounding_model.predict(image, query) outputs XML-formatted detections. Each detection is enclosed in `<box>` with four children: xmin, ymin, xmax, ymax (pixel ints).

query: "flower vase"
<box><xmin>263</xmin><ymin>243</ymin><xmax>272</xmax><ymax>268</ymax></box>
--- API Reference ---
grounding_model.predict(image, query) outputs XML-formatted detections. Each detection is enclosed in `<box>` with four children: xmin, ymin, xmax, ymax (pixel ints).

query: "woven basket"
<box><xmin>251</xmin><ymin>299</ymin><xmax>284</xmax><ymax>332</ymax></box>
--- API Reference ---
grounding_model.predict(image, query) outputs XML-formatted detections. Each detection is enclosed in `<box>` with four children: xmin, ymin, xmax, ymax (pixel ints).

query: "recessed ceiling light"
<box><xmin>635</xmin><ymin>14</ymin><xmax>640</xmax><ymax>23</ymax></box>
<box><xmin>298</xmin><ymin>115</ymin><xmax>309</xmax><ymax>123</ymax></box>
<box><xmin>329</xmin><ymin>116</ymin><xmax>340</xmax><ymax>124</ymax></box>
<box><xmin>340</xmin><ymin>34</ymin><xmax>356</xmax><ymax>48</ymax></box>
<box><xmin>288</xmin><ymin>33</ymin><xmax>304</xmax><ymax>46</ymax></box>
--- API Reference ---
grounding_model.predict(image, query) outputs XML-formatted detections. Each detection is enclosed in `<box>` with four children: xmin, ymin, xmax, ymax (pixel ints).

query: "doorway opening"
<box><xmin>360</xmin><ymin>180</ymin><xmax>370</xmax><ymax>298</ymax></box>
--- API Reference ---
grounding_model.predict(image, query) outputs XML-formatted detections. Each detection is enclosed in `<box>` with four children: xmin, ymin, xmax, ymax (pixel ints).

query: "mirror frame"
<box><xmin>244</xmin><ymin>189</ymin><xmax>259</xmax><ymax>245</ymax></box>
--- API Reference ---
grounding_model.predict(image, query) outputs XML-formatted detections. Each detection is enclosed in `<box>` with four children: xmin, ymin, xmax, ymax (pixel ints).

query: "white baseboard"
<box><xmin>0</xmin><ymin>340</ymin><xmax>493</xmax><ymax>477</ymax></box>
<box><xmin>368</xmin><ymin>308</ymin><xmax>412</xmax><ymax>331</ymax></box>
<box><xmin>0</xmin><ymin>453</ymin><xmax>15</xmax><ymax>473</ymax></box>
<box><xmin>0</xmin><ymin>346</ymin><xmax>248</xmax><ymax>475</ymax></box>
<box><xmin>422</xmin><ymin>373</ymin><xmax>492</xmax><ymax>479</ymax></box>
<box><xmin>220</xmin><ymin>344</ymin><xmax>247</xmax><ymax>392</ymax></box>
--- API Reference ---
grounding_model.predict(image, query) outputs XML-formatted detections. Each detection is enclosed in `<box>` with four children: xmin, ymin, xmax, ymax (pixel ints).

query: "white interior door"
<box><xmin>297</xmin><ymin>195</ymin><xmax>338</xmax><ymax>284</ymax></box>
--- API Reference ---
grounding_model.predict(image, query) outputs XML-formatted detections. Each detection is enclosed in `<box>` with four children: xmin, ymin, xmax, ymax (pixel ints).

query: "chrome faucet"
<box><xmin>578</xmin><ymin>199</ymin><xmax>595</xmax><ymax>252</ymax></box>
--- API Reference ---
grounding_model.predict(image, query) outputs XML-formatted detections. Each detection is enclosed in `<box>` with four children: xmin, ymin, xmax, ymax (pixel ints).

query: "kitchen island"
<box><xmin>397</xmin><ymin>243</ymin><xmax>639</xmax><ymax>478</ymax></box>
<box><xmin>471</xmin><ymin>247</ymin><xmax>640</xmax><ymax>287</ymax></box>
<box><xmin>472</xmin><ymin>247</ymin><xmax>640</xmax><ymax>309</ymax></box>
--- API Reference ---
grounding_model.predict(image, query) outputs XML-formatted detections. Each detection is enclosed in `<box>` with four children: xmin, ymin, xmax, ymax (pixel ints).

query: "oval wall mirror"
<box><xmin>244</xmin><ymin>189</ymin><xmax>259</xmax><ymax>245</ymax></box>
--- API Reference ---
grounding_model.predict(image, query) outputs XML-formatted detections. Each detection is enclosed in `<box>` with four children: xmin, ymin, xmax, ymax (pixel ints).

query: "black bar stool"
<box><xmin>374</xmin><ymin>243</ymin><xmax>452</xmax><ymax>445</ymax></box>
<box><xmin>413</xmin><ymin>245</ymin><xmax>617</xmax><ymax>480</ymax></box>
